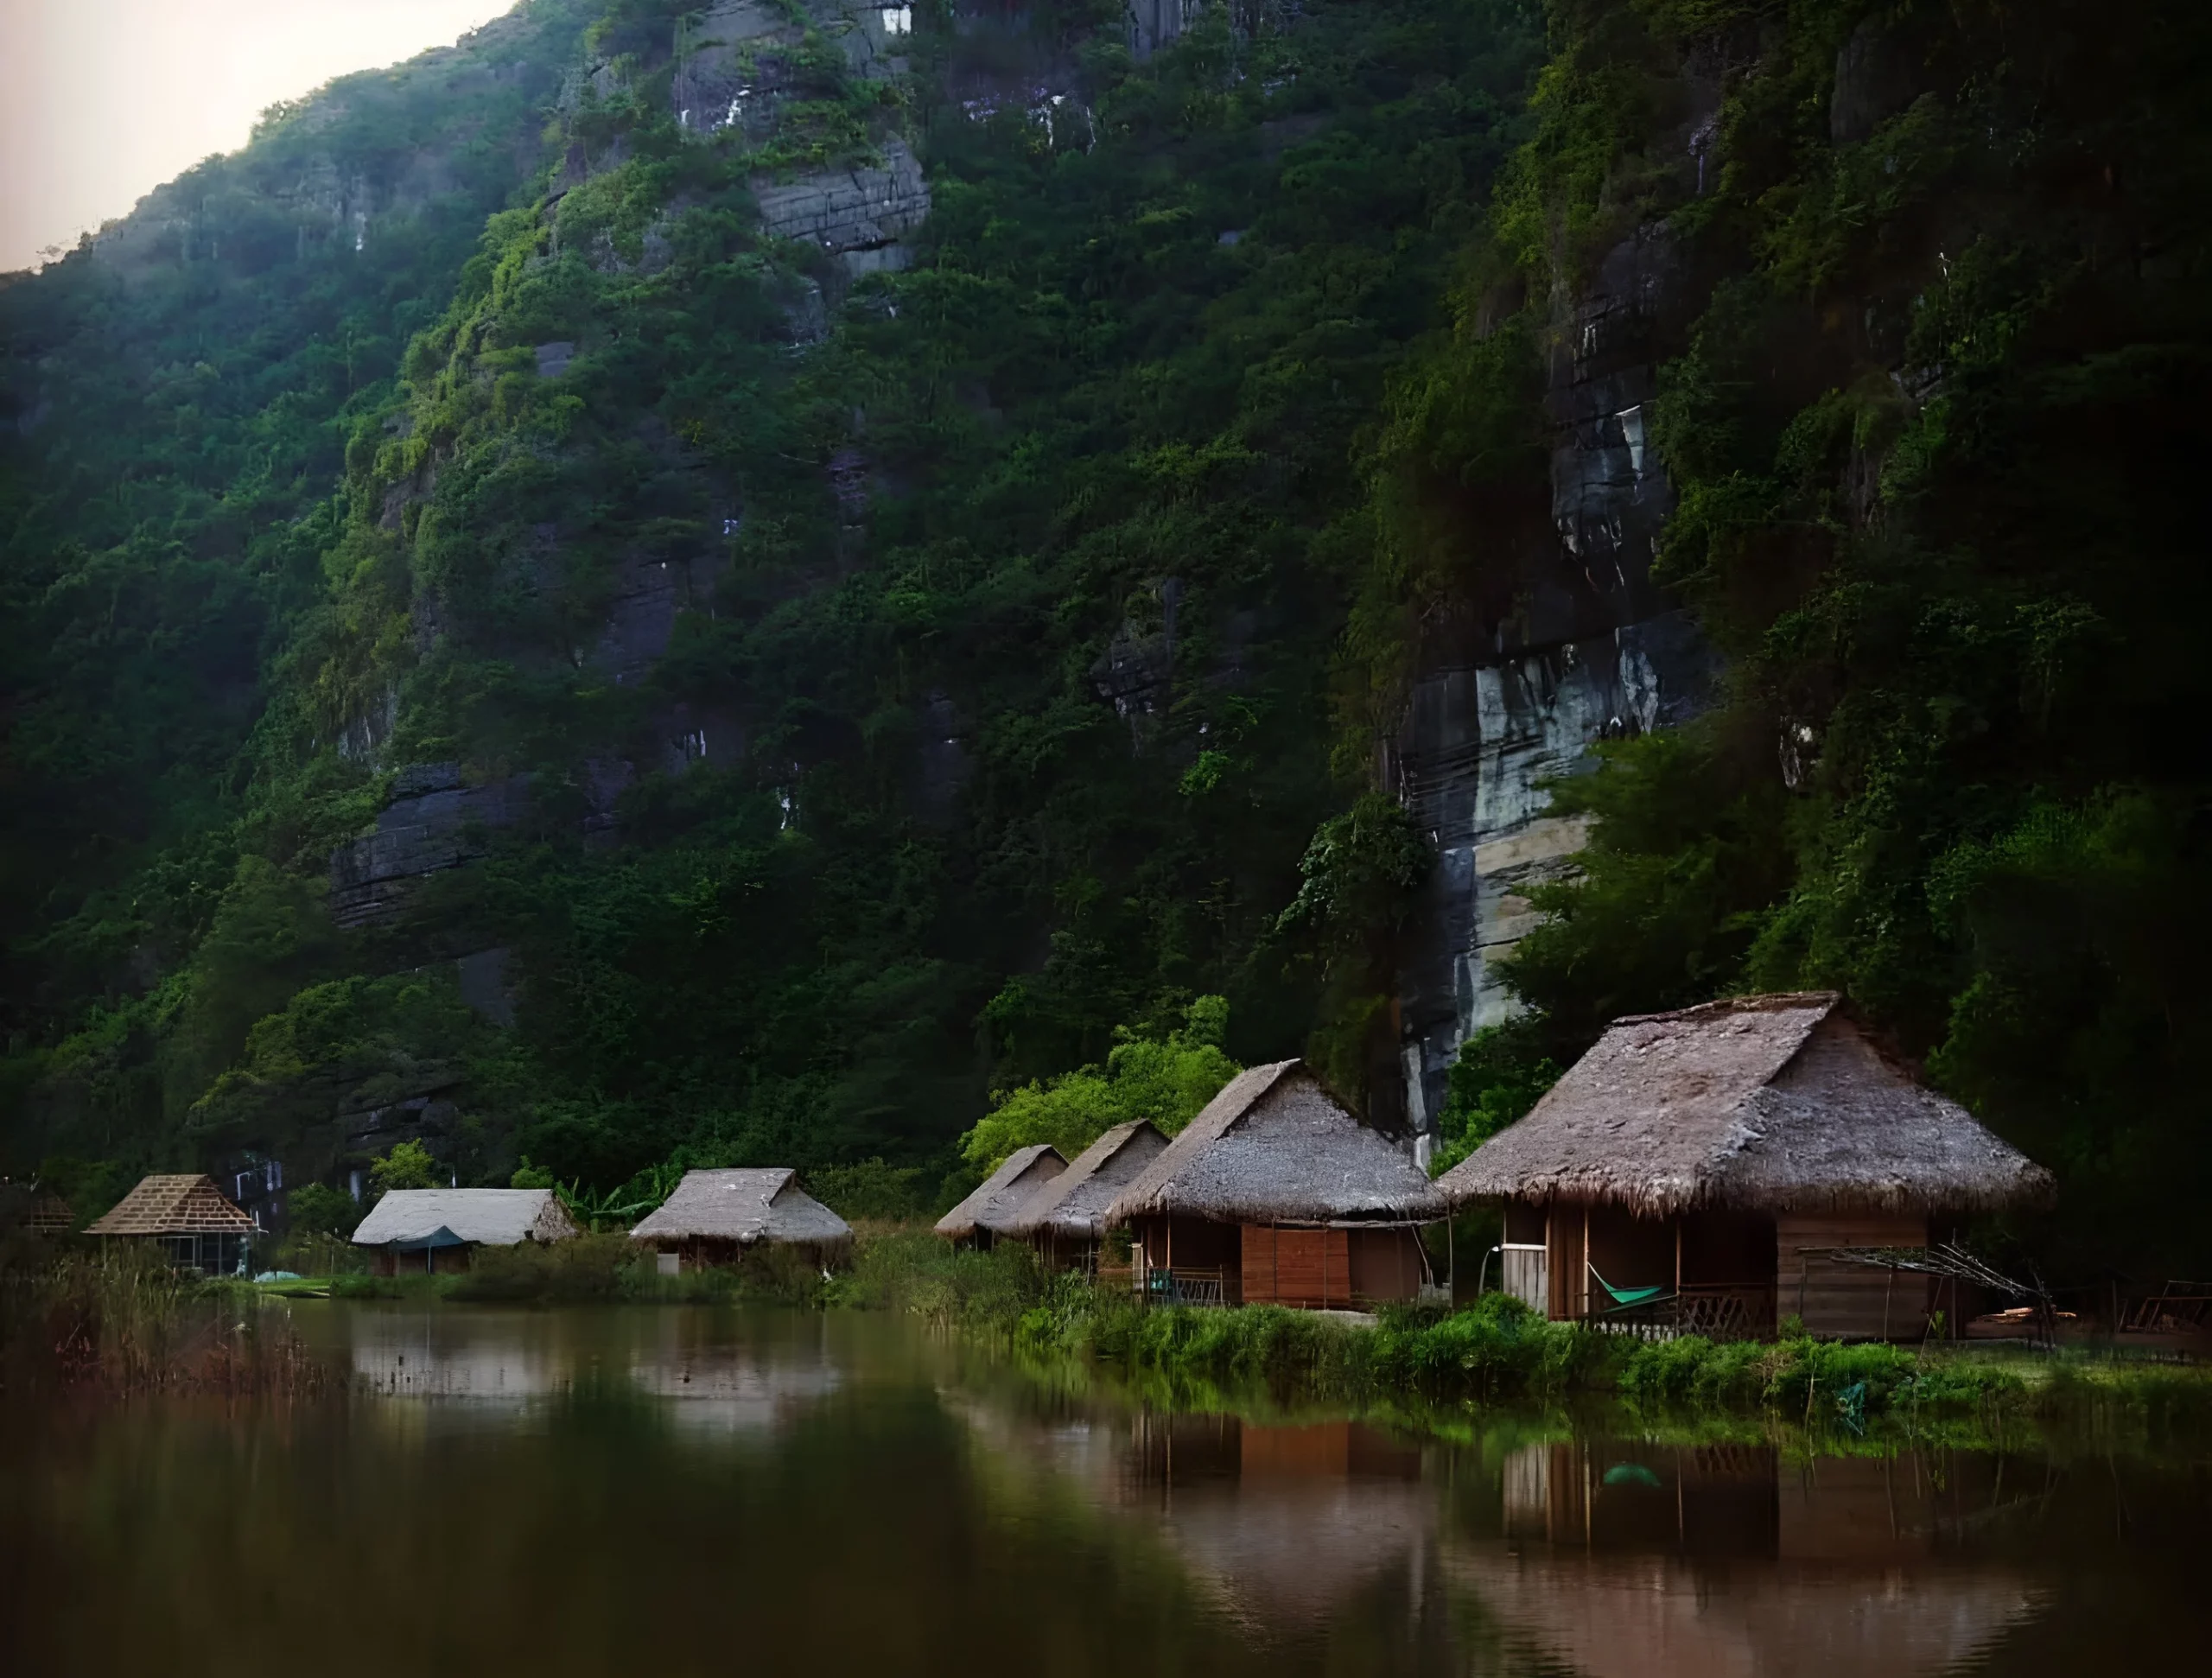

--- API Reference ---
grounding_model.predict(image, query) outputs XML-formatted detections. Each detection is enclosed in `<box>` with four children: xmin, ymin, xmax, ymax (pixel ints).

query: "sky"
<box><xmin>0</xmin><ymin>0</ymin><xmax>514</xmax><ymax>272</ymax></box>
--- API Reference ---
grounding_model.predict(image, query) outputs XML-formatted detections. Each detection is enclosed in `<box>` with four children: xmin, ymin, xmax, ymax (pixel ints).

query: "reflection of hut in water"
<box><xmin>627</xmin><ymin>1349</ymin><xmax>841</xmax><ymax>1434</ymax></box>
<box><xmin>1120</xmin><ymin>1415</ymin><xmax>1433</xmax><ymax>1630</ymax></box>
<box><xmin>627</xmin><ymin>1169</ymin><xmax>851</xmax><ymax>1273</ymax></box>
<box><xmin>348</xmin><ymin>1311</ymin><xmax>569</xmax><ymax>1404</ymax></box>
<box><xmin>953</xmin><ymin>1394</ymin><xmax>1437</xmax><ymax>1633</ymax></box>
<box><xmin>84</xmin><ymin>1174</ymin><xmax>255</xmax><ymax>1273</ymax></box>
<box><xmin>999</xmin><ymin>1121</ymin><xmax>1166</xmax><ymax>1272</ymax></box>
<box><xmin>1439</xmin><ymin>995</ymin><xmax>2054</xmax><ymax>1338</ymax></box>
<box><xmin>1472</xmin><ymin>1440</ymin><xmax>2036</xmax><ymax>1677</ymax></box>
<box><xmin>1107</xmin><ymin>1061</ymin><xmax>1446</xmax><ymax>1308</ymax></box>
<box><xmin>935</xmin><ymin>1143</ymin><xmax>1065</xmax><ymax>1249</ymax></box>
<box><xmin>351</xmin><ymin>1188</ymin><xmax>579</xmax><ymax>1274</ymax></box>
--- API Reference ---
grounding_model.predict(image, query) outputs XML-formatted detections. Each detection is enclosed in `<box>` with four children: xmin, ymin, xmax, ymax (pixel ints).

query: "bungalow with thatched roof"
<box><xmin>1435</xmin><ymin>993</ymin><xmax>2054</xmax><ymax>1340</ymax></box>
<box><xmin>999</xmin><ymin>1121</ymin><xmax>1168</xmax><ymax>1271</ymax></box>
<box><xmin>84</xmin><ymin>1174</ymin><xmax>256</xmax><ymax>1273</ymax></box>
<box><xmin>628</xmin><ymin>1169</ymin><xmax>852</xmax><ymax>1274</ymax></box>
<box><xmin>935</xmin><ymin>1143</ymin><xmax>1065</xmax><ymax>1249</ymax></box>
<box><xmin>1106</xmin><ymin>1062</ymin><xmax>1448</xmax><ymax>1309</ymax></box>
<box><xmin>351</xmin><ymin>1187</ymin><xmax>580</xmax><ymax>1275</ymax></box>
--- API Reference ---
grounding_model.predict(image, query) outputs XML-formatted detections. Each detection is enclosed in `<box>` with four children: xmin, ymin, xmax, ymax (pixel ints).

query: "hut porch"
<box><xmin>1132</xmin><ymin>1217</ymin><xmax>1434</xmax><ymax>1310</ymax></box>
<box><xmin>1511</xmin><ymin>1200</ymin><xmax>1947</xmax><ymax>1340</ymax></box>
<box><xmin>1131</xmin><ymin>1214</ymin><xmax>1243</xmax><ymax>1306</ymax></box>
<box><xmin>1446</xmin><ymin>995</ymin><xmax>2053</xmax><ymax>1342</ymax></box>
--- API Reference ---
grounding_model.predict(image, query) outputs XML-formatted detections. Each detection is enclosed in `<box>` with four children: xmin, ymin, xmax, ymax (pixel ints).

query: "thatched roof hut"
<box><xmin>935</xmin><ymin>1143</ymin><xmax>1065</xmax><ymax>1244</ymax></box>
<box><xmin>86</xmin><ymin>1174</ymin><xmax>255</xmax><ymax>1237</ymax></box>
<box><xmin>1435</xmin><ymin>993</ymin><xmax>2053</xmax><ymax>1218</ymax></box>
<box><xmin>1001</xmin><ymin>1121</ymin><xmax>1167</xmax><ymax>1246</ymax></box>
<box><xmin>629</xmin><ymin>1169</ymin><xmax>851</xmax><ymax>1254</ymax></box>
<box><xmin>353</xmin><ymin>1187</ymin><xmax>577</xmax><ymax>1274</ymax></box>
<box><xmin>1108</xmin><ymin>1062</ymin><xmax>1448</xmax><ymax>1228</ymax></box>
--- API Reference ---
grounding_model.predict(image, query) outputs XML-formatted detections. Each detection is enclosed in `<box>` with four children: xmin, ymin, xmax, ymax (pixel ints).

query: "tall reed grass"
<box><xmin>1</xmin><ymin>1243</ymin><xmax>332</xmax><ymax>1399</ymax></box>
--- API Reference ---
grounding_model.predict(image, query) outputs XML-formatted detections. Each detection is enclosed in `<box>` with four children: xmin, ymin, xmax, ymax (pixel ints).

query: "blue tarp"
<box><xmin>391</xmin><ymin>1225</ymin><xmax>468</xmax><ymax>1252</ymax></box>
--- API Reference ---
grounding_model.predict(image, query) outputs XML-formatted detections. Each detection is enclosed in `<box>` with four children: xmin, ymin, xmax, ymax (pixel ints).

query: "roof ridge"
<box><xmin>1611</xmin><ymin>990</ymin><xmax>1840</xmax><ymax>1028</ymax></box>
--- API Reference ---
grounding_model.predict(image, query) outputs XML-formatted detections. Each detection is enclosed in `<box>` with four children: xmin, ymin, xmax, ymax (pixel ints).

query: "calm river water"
<box><xmin>3</xmin><ymin>1305</ymin><xmax>2207</xmax><ymax>1675</ymax></box>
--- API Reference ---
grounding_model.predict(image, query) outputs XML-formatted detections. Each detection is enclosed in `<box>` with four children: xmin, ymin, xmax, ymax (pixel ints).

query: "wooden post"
<box><xmin>1581</xmin><ymin>1204</ymin><xmax>1592</xmax><ymax>1320</ymax></box>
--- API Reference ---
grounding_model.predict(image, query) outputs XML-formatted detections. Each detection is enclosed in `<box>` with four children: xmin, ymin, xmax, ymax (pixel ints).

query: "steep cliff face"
<box><xmin>4</xmin><ymin>1</ymin><xmax>1552</xmax><ymax>1201</ymax></box>
<box><xmin>1393</xmin><ymin>223</ymin><xmax>1715</xmax><ymax>1141</ymax></box>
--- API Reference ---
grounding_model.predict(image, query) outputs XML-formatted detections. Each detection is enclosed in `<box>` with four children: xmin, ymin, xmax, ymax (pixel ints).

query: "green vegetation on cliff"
<box><xmin>4</xmin><ymin>0</ymin><xmax>2211</xmax><ymax>1279</ymax></box>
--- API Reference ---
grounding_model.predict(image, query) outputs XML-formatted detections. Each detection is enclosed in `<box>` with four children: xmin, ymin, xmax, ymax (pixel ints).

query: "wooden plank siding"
<box><xmin>1239</xmin><ymin>1226</ymin><xmax>1428</xmax><ymax>1308</ymax></box>
<box><xmin>1242</xmin><ymin>1226</ymin><xmax>1351</xmax><ymax>1308</ymax></box>
<box><xmin>1776</xmin><ymin>1209</ymin><xmax>1929</xmax><ymax>1339</ymax></box>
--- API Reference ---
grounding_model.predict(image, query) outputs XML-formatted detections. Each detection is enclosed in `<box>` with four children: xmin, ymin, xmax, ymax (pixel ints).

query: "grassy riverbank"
<box><xmin>837</xmin><ymin>1231</ymin><xmax>2212</xmax><ymax>1443</ymax></box>
<box><xmin>14</xmin><ymin>1230</ymin><xmax>2209</xmax><ymax>1440</ymax></box>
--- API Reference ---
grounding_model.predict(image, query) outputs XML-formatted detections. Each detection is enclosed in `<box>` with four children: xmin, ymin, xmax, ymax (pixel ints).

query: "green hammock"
<box><xmin>1588</xmin><ymin>1265</ymin><xmax>1669</xmax><ymax>1309</ymax></box>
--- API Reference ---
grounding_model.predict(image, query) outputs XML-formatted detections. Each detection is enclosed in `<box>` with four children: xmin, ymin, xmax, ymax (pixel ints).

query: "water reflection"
<box><xmin>2</xmin><ymin>1305</ymin><xmax>2206</xmax><ymax>1678</ymax></box>
<box><xmin>1470</xmin><ymin>1442</ymin><xmax>2037</xmax><ymax>1676</ymax></box>
<box><xmin>322</xmin><ymin>1303</ymin><xmax>842</xmax><ymax>1434</ymax></box>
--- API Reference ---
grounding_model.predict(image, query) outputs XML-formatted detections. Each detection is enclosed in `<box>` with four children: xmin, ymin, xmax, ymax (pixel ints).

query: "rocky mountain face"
<box><xmin>8</xmin><ymin>0</ymin><xmax>2204</xmax><ymax>1265</ymax></box>
<box><xmin>1392</xmin><ymin>219</ymin><xmax>1714</xmax><ymax>1145</ymax></box>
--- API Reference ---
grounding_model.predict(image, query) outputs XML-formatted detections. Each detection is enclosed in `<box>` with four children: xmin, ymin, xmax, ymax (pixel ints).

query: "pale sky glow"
<box><xmin>0</xmin><ymin>0</ymin><xmax>515</xmax><ymax>272</ymax></box>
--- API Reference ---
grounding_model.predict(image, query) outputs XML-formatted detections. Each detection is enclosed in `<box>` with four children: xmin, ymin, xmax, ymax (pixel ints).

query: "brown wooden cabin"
<box><xmin>83</xmin><ymin>1174</ymin><xmax>255</xmax><ymax>1273</ymax></box>
<box><xmin>350</xmin><ymin>1187</ymin><xmax>580</xmax><ymax>1275</ymax></box>
<box><xmin>934</xmin><ymin>1143</ymin><xmax>1065</xmax><ymax>1250</ymax></box>
<box><xmin>1440</xmin><ymin>994</ymin><xmax>2055</xmax><ymax>1340</ymax></box>
<box><xmin>996</xmin><ymin>1120</ymin><xmax>1168</xmax><ymax>1273</ymax></box>
<box><xmin>628</xmin><ymin>1168</ymin><xmax>851</xmax><ymax>1274</ymax></box>
<box><xmin>1104</xmin><ymin>1061</ymin><xmax>1447</xmax><ymax>1310</ymax></box>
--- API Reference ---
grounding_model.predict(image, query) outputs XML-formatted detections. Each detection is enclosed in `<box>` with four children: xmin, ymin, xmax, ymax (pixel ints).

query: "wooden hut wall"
<box><xmin>1681</xmin><ymin>1209</ymin><xmax>1777</xmax><ymax>1290</ymax></box>
<box><xmin>373</xmin><ymin>1243</ymin><xmax>475</xmax><ymax>1276</ymax></box>
<box><xmin>1347</xmin><ymin>1227</ymin><xmax>1427</xmax><ymax>1303</ymax></box>
<box><xmin>1240</xmin><ymin>1226</ymin><xmax>1350</xmax><ymax>1307</ymax></box>
<box><xmin>1776</xmin><ymin>1209</ymin><xmax>1929</xmax><ymax>1338</ymax></box>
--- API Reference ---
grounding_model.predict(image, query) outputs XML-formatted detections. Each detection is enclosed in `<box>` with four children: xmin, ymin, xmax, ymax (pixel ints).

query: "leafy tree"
<box><xmin>369</xmin><ymin>1140</ymin><xmax>440</xmax><ymax>1197</ymax></box>
<box><xmin>1429</xmin><ymin>1020</ymin><xmax>1560</xmax><ymax>1178</ymax></box>
<box><xmin>287</xmin><ymin>1181</ymin><xmax>361</xmax><ymax>1237</ymax></box>
<box><xmin>959</xmin><ymin>996</ymin><xmax>1241</xmax><ymax>1175</ymax></box>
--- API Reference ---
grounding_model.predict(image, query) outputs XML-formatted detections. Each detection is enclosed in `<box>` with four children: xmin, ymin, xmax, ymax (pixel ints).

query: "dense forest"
<box><xmin>3</xmin><ymin>0</ymin><xmax>2207</xmax><ymax>1277</ymax></box>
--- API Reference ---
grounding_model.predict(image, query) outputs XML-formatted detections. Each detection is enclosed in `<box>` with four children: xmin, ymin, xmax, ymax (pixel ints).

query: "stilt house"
<box><xmin>1435</xmin><ymin>993</ymin><xmax>2055</xmax><ymax>1339</ymax></box>
<box><xmin>628</xmin><ymin>1169</ymin><xmax>852</xmax><ymax>1273</ymax></box>
<box><xmin>351</xmin><ymin>1187</ymin><xmax>579</xmax><ymax>1275</ymax></box>
<box><xmin>998</xmin><ymin>1120</ymin><xmax>1167</xmax><ymax>1271</ymax></box>
<box><xmin>84</xmin><ymin>1174</ymin><xmax>255</xmax><ymax>1273</ymax></box>
<box><xmin>935</xmin><ymin>1143</ymin><xmax>1065</xmax><ymax>1249</ymax></box>
<box><xmin>1105</xmin><ymin>1061</ymin><xmax>1447</xmax><ymax>1308</ymax></box>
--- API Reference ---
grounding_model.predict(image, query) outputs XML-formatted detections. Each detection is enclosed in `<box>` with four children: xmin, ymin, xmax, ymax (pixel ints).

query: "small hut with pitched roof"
<box><xmin>85</xmin><ymin>1174</ymin><xmax>257</xmax><ymax>1274</ymax></box>
<box><xmin>1106</xmin><ymin>1062</ymin><xmax>1447</xmax><ymax>1309</ymax></box>
<box><xmin>1435</xmin><ymin>993</ymin><xmax>2055</xmax><ymax>1339</ymax></box>
<box><xmin>1000</xmin><ymin>1120</ymin><xmax>1168</xmax><ymax>1272</ymax></box>
<box><xmin>351</xmin><ymin>1187</ymin><xmax>579</xmax><ymax>1275</ymax></box>
<box><xmin>935</xmin><ymin>1143</ymin><xmax>1065</xmax><ymax>1249</ymax></box>
<box><xmin>628</xmin><ymin>1169</ymin><xmax>852</xmax><ymax>1273</ymax></box>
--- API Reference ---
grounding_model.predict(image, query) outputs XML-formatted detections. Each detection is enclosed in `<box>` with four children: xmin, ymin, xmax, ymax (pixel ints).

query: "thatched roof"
<box><xmin>1106</xmin><ymin>1061</ymin><xmax>1448</xmax><ymax>1227</ymax></box>
<box><xmin>935</xmin><ymin>1143</ymin><xmax>1065</xmax><ymax>1241</ymax></box>
<box><xmin>629</xmin><ymin>1169</ymin><xmax>852</xmax><ymax>1248</ymax></box>
<box><xmin>1435</xmin><ymin>993</ymin><xmax>2056</xmax><ymax>1217</ymax></box>
<box><xmin>1001</xmin><ymin>1121</ymin><xmax>1169</xmax><ymax>1241</ymax></box>
<box><xmin>85</xmin><ymin>1174</ymin><xmax>253</xmax><ymax>1236</ymax></box>
<box><xmin>352</xmin><ymin>1187</ymin><xmax>579</xmax><ymax>1248</ymax></box>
